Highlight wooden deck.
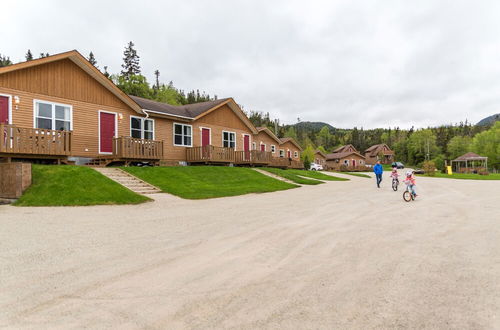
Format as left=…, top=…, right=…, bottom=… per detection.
left=0, top=124, right=72, bottom=161
left=186, top=146, right=235, bottom=163
left=87, top=137, right=164, bottom=166
left=234, top=150, right=272, bottom=165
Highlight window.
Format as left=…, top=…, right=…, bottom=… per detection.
left=294, top=151, right=298, bottom=158
left=34, top=100, right=72, bottom=131
left=279, top=149, right=284, bottom=157
left=271, top=145, right=276, bottom=153
left=174, top=123, right=192, bottom=146
left=131, top=117, right=154, bottom=140
left=222, top=131, right=236, bottom=148
left=344, top=159, right=349, bottom=165
left=252, top=142, right=256, bottom=150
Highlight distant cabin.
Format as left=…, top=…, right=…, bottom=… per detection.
left=364, top=144, right=394, bottom=165
left=326, top=145, right=366, bottom=171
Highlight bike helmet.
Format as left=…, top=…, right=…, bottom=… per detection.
left=406, top=170, right=412, bottom=177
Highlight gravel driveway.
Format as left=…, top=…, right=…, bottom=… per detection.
left=1, top=172, right=499, bottom=329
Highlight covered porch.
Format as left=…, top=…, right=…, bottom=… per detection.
left=451, top=152, right=488, bottom=174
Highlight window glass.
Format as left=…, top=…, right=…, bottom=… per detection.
left=144, top=131, right=154, bottom=140
left=144, top=119, right=154, bottom=131
left=223, top=132, right=235, bottom=148
left=37, top=103, right=52, bottom=118
left=37, top=118, right=52, bottom=130
left=174, top=123, right=192, bottom=146
left=271, top=145, right=276, bottom=153
left=55, top=105, right=70, bottom=120
left=55, top=120, right=70, bottom=131
left=131, top=129, right=142, bottom=138
left=131, top=117, right=141, bottom=129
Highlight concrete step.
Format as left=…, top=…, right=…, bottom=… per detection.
left=92, top=167, right=161, bottom=196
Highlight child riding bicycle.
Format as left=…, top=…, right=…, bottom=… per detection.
left=403, top=170, right=417, bottom=197
left=390, top=167, right=399, bottom=183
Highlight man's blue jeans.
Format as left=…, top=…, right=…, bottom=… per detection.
left=376, top=173, right=382, bottom=187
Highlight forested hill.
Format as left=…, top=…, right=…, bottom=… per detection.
left=477, top=113, right=500, bottom=126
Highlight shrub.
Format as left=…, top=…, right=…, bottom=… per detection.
left=423, top=160, right=437, bottom=176
left=432, top=154, right=445, bottom=171
left=478, top=168, right=490, bottom=176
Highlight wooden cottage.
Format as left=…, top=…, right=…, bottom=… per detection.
left=279, top=137, right=303, bottom=169
left=364, top=144, right=394, bottom=165
left=0, top=50, right=304, bottom=169
left=0, top=50, right=160, bottom=165
left=326, top=145, right=366, bottom=171
left=314, top=150, right=327, bottom=168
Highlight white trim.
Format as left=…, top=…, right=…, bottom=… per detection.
left=199, top=126, right=211, bottom=146
left=33, top=99, right=73, bottom=131
left=0, top=93, right=13, bottom=124
left=98, top=110, right=118, bottom=155
left=271, top=144, right=276, bottom=153
left=279, top=149, right=285, bottom=158
left=143, top=108, right=193, bottom=120
left=294, top=151, right=298, bottom=158
left=130, top=115, right=155, bottom=140
left=173, top=122, right=193, bottom=147
left=222, top=130, right=237, bottom=149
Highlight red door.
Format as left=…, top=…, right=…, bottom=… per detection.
left=260, top=144, right=265, bottom=152
left=99, top=112, right=116, bottom=153
left=243, top=135, right=250, bottom=160
left=287, top=150, right=291, bottom=158
left=352, top=159, right=356, bottom=167
left=201, top=128, right=210, bottom=146
left=0, top=96, right=9, bottom=124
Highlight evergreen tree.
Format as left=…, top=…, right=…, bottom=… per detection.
left=103, top=66, right=111, bottom=79
left=39, top=53, right=49, bottom=58
left=25, top=49, right=33, bottom=61
left=87, top=51, right=98, bottom=68
left=154, top=70, right=160, bottom=91
left=121, top=41, right=141, bottom=79
left=0, top=54, right=12, bottom=67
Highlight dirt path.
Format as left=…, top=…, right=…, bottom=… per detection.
left=0, top=173, right=499, bottom=329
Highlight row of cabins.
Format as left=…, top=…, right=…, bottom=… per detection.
left=313, top=144, right=394, bottom=171
left=0, top=51, right=303, bottom=169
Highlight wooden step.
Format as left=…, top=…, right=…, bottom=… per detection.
left=93, top=168, right=161, bottom=195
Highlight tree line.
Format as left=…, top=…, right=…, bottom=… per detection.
left=0, top=42, right=216, bottom=106
left=247, top=111, right=499, bottom=170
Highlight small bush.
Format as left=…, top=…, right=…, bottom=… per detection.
left=423, top=160, right=437, bottom=176
left=478, top=168, right=490, bottom=175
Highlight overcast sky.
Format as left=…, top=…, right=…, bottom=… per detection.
left=2, top=0, right=500, bottom=128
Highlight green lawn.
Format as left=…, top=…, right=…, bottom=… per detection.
left=14, top=165, right=149, bottom=206
left=259, top=168, right=348, bottom=185
left=339, top=172, right=371, bottom=178
left=286, top=169, right=349, bottom=181
left=123, top=166, right=298, bottom=199
left=420, top=172, right=500, bottom=180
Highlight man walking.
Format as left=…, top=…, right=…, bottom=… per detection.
left=373, top=160, right=383, bottom=188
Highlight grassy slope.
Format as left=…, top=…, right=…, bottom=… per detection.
left=123, top=166, right=298, bottom=199
left=14, top=165, right=149, bottom=206
left=340, top=172, right=371, bottom=178
left=420, top=172, right=500, bottom=180
left=286, top=169, right=349, bottom=181
left=259, top=168, right=323, bottom=185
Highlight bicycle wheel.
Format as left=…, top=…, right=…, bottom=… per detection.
left=403, top=191, right=412, bottom=202
left=392, top=181, right=398, bottom=191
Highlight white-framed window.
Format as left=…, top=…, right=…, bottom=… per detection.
left=360, top=160, right=364, bottom=164
left=252, top=142, right=256, bottom=150
left=344, top=159, right=349, bottom=165
left=34, top=100, right=72, bottom=131
left=174, top=123, right=192, bottom=147
left=294, top=151, right=298, bottom=158
left=279, top=149, right=285, bottom=158
left=271, top=145, right=276, bottom=153
left=222, top=131, right=236, bottom=148
left=131, top=116, right=154, bottom=140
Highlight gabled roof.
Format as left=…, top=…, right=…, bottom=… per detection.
left=326, top=151, right=365, bottom=160
left=453, top=152, right=487, bottom=161
left=315, top=150, right=327, bottom=158
left=280, top=137, right=303, bottom=151
left=135, top=96, right=258, bottom=134
left=0, top=50, right=143, bottom=114
left=365, top=144, right=393, bottom=156
left=332, top=144, right=357, bottom=153
left=256, top=127, right=282, bottom=144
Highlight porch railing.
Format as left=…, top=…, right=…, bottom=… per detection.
left=113, top=137, right=164, bottom=159
left=235, top=150, right=273, bottom=164
left=186, top=145, right=235, bottom=163
left=290, top=160, right=305, bottom=169
left=269, top=157, right=291, bottom=168
left=0, top=124, right=72, bottom=156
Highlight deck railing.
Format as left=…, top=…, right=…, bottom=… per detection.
left=290, top=160, right=305, bottom=169
left=0, top=124, right=72, bottom=156
left=113, top=137, right=164, bottom=159
left=186, top=145, right=235, bottom=163
left=269, top=157, right=291, bottom=168
left=235, top=150, right=272, bottom=164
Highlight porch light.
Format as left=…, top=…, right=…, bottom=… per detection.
left=118, top=113, right=123, bottom=120
left=14, top=96, right=20, bottom=104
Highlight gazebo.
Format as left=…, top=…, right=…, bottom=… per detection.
left=451, top=152, right=488, bottom=173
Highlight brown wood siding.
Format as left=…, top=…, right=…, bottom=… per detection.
left=255, top=131, right=279, bottom=156
left=280, top=141, right=301, bottom=160
left=326, top=153, right=366, bottom=171
left=0, top=86, right=143, bottom=158
left=0, top=59, right=130, bottom=109
left=154, top=106, right=255, bottom=163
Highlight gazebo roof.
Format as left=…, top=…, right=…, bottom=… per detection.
left=453, top=152, right=488, bottom=161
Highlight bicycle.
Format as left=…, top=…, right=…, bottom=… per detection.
left=392, top=177, right=399, bottom=191
left=403, top=184, right=417, bottom=202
